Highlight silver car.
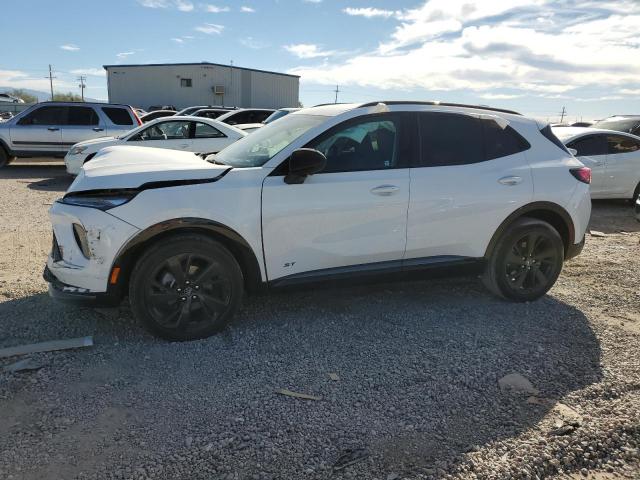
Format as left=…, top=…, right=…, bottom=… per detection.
left=0, top=102, right=140, bottom=167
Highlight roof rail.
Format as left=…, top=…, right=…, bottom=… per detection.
left=358, top=101, right=522, bottom=116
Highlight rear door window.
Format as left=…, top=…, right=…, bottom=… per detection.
left=566, top=135, right=607, bottom=156
left=194, top=122, right=226, bottom=138
left=67, top=106, right=99, bottom=126
left=102, top=107, right=134, bottom=125
left=418, top=112, right=484, bottom=166
left=606, top=135, right=640, bottom=154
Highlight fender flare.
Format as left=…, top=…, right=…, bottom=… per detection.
left=484, top=201, right=575, bottom=258
left=112, top=217, right=264, bottom=292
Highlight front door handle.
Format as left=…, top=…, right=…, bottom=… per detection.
left=498, top=176, right=522, bottom=186
left=93, top=127, right=104, bottom=132
left=370, top=185, right=399, bottom=196
left=47, top=127, right=59, bottom=131
left=179, top=143, right=190, bottom=148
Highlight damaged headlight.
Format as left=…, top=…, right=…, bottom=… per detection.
left=60, top=190, right=138, bottom=211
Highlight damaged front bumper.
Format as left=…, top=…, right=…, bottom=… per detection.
left=45, top=201, right=139, bottom=303
left=43, top=265, right=121, bottom=307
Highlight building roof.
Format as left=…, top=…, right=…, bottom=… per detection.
left=102, top=62, right=300, bottom=78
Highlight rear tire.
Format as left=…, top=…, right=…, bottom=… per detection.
left=0, top=148, right=9, bottom=168
left=129, top=234, right=244, bottom=341
left=630, top=182, right=640, bottom=205
left=483, top=217, right=564, bottom=302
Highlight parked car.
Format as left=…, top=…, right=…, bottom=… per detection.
left=134, top=108, right=147, bottom=118
left=64, top=116, right=246, bottom=175
left=140, top=110, right=176, bottom=123
left=263, top=108, right=300, bottom=124
left=45, top=101, right=591, bottom=340
left=191, top=108, right=234, bottom=120
left=148, top=105, right=176, bottom=112
left=0, top=111, right=14, bottom=121
left=234, top=123, right=264, bottom=133
left=215, top=108, right=275, bottom=125
left=0, top=93, right=25, bottom=103
left=553, top=126, right=640, bottom=202
left=175, top=105, right=234, bottom=116
left=571, top=122, right=593, bottom=128
left=591, top=116, right=640, bottom=136
left=0, top=102, right=140, bottom=167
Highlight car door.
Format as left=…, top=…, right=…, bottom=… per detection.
left=406, top=112, right=533, bottom=260
left=10, top=105, right=65, bottom=153
left=602, top=134, right=640, bottom=197
left=61, top=106, right=106, bottom=149
left=262, top=113, right=411, bottom=281
left=128, top=120, right=192, bottom=150
left=191, top=121, right=233, bottom=153
left=566, top=134, right=608, bottom=195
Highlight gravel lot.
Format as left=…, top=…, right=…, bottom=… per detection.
left=1, top=161, right=638, bottom=480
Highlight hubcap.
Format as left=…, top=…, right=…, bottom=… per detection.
left=144, top=253, right=231, bottom=331
left=504, top=232, right=558, bottom=293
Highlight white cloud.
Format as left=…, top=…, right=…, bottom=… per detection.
left=60, top=44, right=80, bottom=51
left=138, top=0, right=169, bottom=7
left=0, top=69, right=75, bottom=92
left=205, top=4, right=230, bottom=13
left=195, top=23, right=224, bottom=34
left=240, top=36, right=268, bottom=49
left=172, top=38, right=184, bottom=43
left=343, top=7, right=395, bottom=19
left=117, top=51, right=135, bottom=58
left=303, top=0, right=323, bottom=3
left=240, top=6, right=255, bottom=13
left=290, top=0, right=640, bottom=100
left=479, top=93, right=524, bottom=100
left=284, top=43, right=336, bottom=59
left=70, top=68, right=105, bottom=77
left=175, top=0, right=194, bottom=11
left=620, top=88, right=640, bottom=95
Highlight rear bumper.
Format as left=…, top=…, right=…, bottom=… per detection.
left=44, top=265, right=122, bottom=307
left=565, top=235, right=585, bottom=261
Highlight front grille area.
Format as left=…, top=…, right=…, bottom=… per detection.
left=51, top=232, right=63, bottom=262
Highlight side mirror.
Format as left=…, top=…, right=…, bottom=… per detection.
left=568, top=148, right=578, bottom=156
left=284, top=148, right=327, bottom=185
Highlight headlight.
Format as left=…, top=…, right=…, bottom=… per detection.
left=70, top=145, right=88, bottom=155
left=60, top=190, right=138, bottom=210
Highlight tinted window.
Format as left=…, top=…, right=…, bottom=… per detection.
left=194, top=122, right=225, bottom=138
left=134, top=121, right=191, bottom=141
left=180, top=78, right=192, bottom=87
left=309, top=117, right=398, bottom=173
left=67, top=106, right=99, bottom=126
left=606, top=135, right=640, bottom=154
left=19, top=106, right=66, bottom=125
left=102, top=107, right=134, bottom=125
left=197, top=110, right=224, bottom=119
left=418, top=113, right=483, bottom=166
left=567, top=135, right=607, bottom=156
left=483, top=119, right=529, bottom=160
left=225, top=111, right=253, bottom=125
left=252, top=111, right=273, bottom=123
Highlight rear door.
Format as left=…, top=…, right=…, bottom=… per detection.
left=10, top=105, right=65, bottom=153
left=566, top=134, right=608, bottom=195
left=101, top=106, right=136, bottom=136
left=406, top=112, right=533, bottom=260
left=191, top=121, right=234, bottom=153
left=61, top=106, right=106, bottom=149
left=602, top=134, right=640, bottom=197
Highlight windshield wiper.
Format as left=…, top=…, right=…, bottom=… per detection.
left=199, top=152, right=228, bottom=165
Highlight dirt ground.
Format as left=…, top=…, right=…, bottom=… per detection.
left=0, top=160, right=638, bottom=480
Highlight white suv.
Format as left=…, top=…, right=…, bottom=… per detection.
left=44, top=102, right=592, bottom=340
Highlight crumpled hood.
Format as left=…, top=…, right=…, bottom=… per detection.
left=67, top=145, right=230, bottom=192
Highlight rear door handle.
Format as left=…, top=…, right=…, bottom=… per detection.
left=47, top=127, right=59, bottom=131
left=93, top=127, right=104, bottom=132
left=370, top=185, right=399, bottom=196
left=498, top=176, right=522, bottom=186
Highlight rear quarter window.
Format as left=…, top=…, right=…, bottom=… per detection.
left=102, top=107, right=134, bottom=126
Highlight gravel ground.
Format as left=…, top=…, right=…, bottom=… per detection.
left=0, top=161, right=638, bottom=480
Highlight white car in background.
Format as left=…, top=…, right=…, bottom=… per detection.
left=65, top=116, right=246, bottom=175
left=553, top=127, right=640, bottom=202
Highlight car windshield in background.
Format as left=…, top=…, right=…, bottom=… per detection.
left=263, top=110, right=289, bottom=124
left=213, top=114, right=325, bottom=167
left=592, top=119, right=639, bottom=134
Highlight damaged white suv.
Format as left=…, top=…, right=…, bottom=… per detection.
left=45, top=102, right=591, bottom=340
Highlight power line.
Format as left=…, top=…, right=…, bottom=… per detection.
left=560, top=106, right=566, bottom=122
left=77, top=75, right=86, bottom=101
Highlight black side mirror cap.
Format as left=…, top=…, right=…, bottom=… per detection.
left=284, top=148, right=327, bottom=185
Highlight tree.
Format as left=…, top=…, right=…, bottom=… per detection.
left=8, top=89, right=37, bottom=103
left=52, top=92, right=83, bottom=102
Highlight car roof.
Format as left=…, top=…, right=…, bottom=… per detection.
left=596, top=115, right=640, bottom=121
left=35, top=101, right=133, bottom=108
left=552, top=126, right=640, bottom=142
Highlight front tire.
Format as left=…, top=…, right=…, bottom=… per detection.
left=129, top=234, right=244, bottom=341
left=483, top=218, right=564, bottom=302
left=0, top=148, right=9, bottom=168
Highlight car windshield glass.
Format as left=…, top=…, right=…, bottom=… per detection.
left=263, top=110, right=289, bottom=124
left=213, top=114, right=326, bottom=167
left=592, top=119, right=639, bottom=134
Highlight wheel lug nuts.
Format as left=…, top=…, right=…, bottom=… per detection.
left=185, top=281, right=190, bottom=285
left=177, top=288, right=182, bottom=292
left=192, top=295, right=197, bottom=299
left=180, top=297, right=186, bottom=301
left=194, top=285, right=200, bottom=290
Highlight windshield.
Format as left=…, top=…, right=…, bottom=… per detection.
left=592, top=119, right=640, bottom=134
left=263, top=109, right=289, bottom=124
left=213, top=114, right=326, bottom=167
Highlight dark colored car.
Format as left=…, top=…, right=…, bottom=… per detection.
left=592, top=116, right=640, bottom=136
left=191, top=108, right=235, bottom=120
left=148, top=105, right=177, bottom=112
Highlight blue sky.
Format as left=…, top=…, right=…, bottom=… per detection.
left=1, top=0, right=639, bottom=121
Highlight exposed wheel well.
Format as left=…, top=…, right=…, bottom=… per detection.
left=113, top=223, right=264, bottom=298
left=485, top=203, right=574, bottom=259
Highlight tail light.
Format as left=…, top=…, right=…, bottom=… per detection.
left=570, top=167, right=591, bottom=184
left=131, top=106, right=142, bottom=126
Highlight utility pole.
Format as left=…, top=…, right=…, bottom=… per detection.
left=334, top=85, right=340, bottom=104
left=560, top=106, right=566, bottom=123
left=77, top=75, right=86, bottom=101
left=46, top=64, right=56, bottom=101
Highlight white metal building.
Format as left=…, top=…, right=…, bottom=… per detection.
left=103, top=62, right=300, bottom=110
